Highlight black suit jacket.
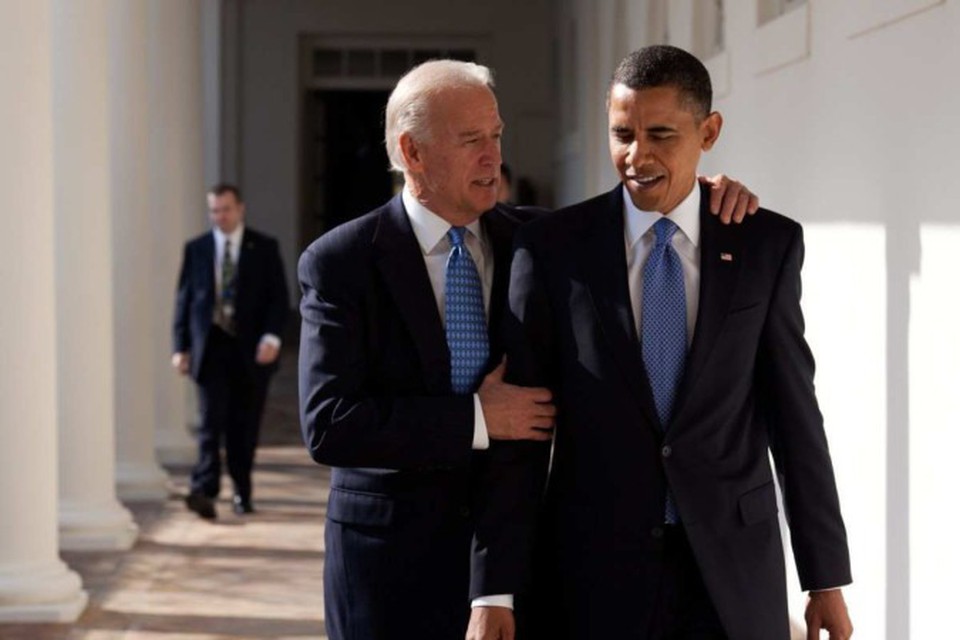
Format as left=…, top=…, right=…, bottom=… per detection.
left=173, top=227, right=289, bottom=380
left=491, top=184, right=851, bottom=640
left=297, top=194, right=539, bottom=637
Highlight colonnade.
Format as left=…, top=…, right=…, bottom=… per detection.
left=0, top=0, right=205, bottom=621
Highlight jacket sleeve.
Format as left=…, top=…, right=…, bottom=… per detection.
left=297, top=241, right=475, bottom=470
left=173, top=243, right=192, bottom=354
left=471, top=228, right=553, bottom=598
left=263, top=237, right=290, bottom=338
left=756, top=224, right=852, bottom=591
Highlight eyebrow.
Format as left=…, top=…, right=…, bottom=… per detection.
left=457, top=122, right=504, bottom=138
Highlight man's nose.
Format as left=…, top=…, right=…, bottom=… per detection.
left=626, top=139, right=651, bottom=166
left=481, top=138, right=501, bottom=165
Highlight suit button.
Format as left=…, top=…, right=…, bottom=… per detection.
left=651, top=526, right=664, bottom=539
left=460, top=506, right=471, bottom=518
left=661, top=445, right=672, bottom=458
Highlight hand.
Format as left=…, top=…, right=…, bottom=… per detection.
left=171, top=352, right=190, bottom=375
left=699, top=174, right=759, bottom=224
left=805, top=589, right=853, bottom=640
left=466, top=606, right=515, bottom=640
left=479, top=359, right=555, bottom=442
left=256, top=341, right=280, bottom=365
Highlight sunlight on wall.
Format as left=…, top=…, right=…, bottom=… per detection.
left=779, top=223, right=887, bottom=639
left=909, top=224, right=960, bottom=638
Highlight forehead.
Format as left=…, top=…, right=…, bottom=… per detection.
left=607, top=84, right=692, bottom=122
left=208, top=192, right=239, bottom=207
left=430, top=86, right=502, bottom=132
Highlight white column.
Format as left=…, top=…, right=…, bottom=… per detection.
left=110, top=0, right=170, bottom=500
left=0, top=1, right=88, bottom=622
left=149, top=0, right=206, bottom=466
left=53, top=0, right=139, bottom=551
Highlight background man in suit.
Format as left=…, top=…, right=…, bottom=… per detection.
left=471, top=46, right=853, bottom=640
left=173, top=183, right=290, bottom=520
left=298, top=59, right=757, bottom=640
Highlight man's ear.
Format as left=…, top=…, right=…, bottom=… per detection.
left=700, top=111, right=723, bottom=151
left=399, top=132, right=423, bottom=172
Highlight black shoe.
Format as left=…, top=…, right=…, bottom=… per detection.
left=233, top=495, right=254, bottom=515
left=185, top=492, right=217, bottom=520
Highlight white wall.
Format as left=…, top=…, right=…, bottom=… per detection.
left=559, top=1, right=960, bottom=638
left=226, top=0, right=555, bottom=294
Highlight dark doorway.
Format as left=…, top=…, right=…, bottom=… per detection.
left=300, top=90, right=394, bottom=252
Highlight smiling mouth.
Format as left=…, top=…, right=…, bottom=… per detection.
left=473, top=177, right=497, bottom=188
left=628, top=175, right=665, bottom=190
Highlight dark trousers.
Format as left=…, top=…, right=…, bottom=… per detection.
left=520, top=525, right=727, bottom=640
left=644, top=526, right=728, bottom=640
left=192, top=326, right=270, bottom=500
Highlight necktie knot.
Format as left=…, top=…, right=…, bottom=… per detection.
left=448, top=226, right=467, bottom=248
left=652, top=218, right=678, bottom=247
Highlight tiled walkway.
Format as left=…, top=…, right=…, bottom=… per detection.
left=0, top=356, right=330, bottom=640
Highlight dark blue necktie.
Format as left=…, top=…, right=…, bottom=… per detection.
left=445, top=227, right=489, bottom=395
left=641, top=217, right=687, bottom=524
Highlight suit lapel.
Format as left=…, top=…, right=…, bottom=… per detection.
left=235, top=228, right=256, bottom=301
left=581, top=187, right=661, bottom=430
left=373, top=196, right=451, bottom=393
left=673, top=184, right=744, bottom=420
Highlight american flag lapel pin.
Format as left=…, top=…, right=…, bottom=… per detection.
left=720, top=252, right=733, bottom=262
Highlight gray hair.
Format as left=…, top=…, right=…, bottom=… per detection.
left=385, top=59, right=495, bottom=173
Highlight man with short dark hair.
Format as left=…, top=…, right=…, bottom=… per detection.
left=470, top=45, right=853, bottom=640
left=173, top=184, right=289, bottom=520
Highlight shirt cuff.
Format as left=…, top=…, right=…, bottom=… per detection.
left=471, top=595, right=514, bottom=609
left=259, top=333, right=282, bottom=349
left=472, top=394, right=489, bottom=450
left=810, top=584, right=849, bottom=592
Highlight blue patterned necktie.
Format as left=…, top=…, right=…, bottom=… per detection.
left=641, top=217, right=687, bottom=524
left=445, top=226, right=489, bottom=394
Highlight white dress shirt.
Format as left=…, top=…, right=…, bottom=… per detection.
left=212, top=223, right=281, bottom=349
left=623, top=182, right=702, bottom=344
left=401, top=187, right=492, bottom=450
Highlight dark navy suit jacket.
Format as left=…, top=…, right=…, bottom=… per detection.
left=297, top=194, right=540, bottom=639
left=486, top=184, right=851, bottom=640
left=173, top=227, right=289, bottom=380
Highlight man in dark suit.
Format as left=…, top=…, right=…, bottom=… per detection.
left=173, top=183, right=289, bottom=520
left=471, top=46, right=853, bottom=640
left=297, top=60, right=556, bottom=640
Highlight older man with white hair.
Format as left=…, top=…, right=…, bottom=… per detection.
left=297, top=59, right=756, bottom=640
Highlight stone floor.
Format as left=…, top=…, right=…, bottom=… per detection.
left=0, top=353, right=331, bottom=640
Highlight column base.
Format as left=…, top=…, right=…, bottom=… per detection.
left=156, top=441, right=196, bottom=466
left=59, top=500, right=139, bottom=551
left=116, top=461, right=170, bottom=502
left=0, top=560, right=88, bottom=623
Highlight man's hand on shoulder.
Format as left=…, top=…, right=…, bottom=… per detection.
left=699, top=174, right=760, bottom=224
left=805, top=589, right=853, bottom=640
left=479, top=359, right=555, bottom=442
left=466, top=606, right=515, bottom=640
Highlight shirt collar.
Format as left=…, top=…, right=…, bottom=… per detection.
left=213, top=223, right=244, bottom=249
left=402, top=186, right=483, bottom=255
left=623, top=181, right=701, bottom=250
